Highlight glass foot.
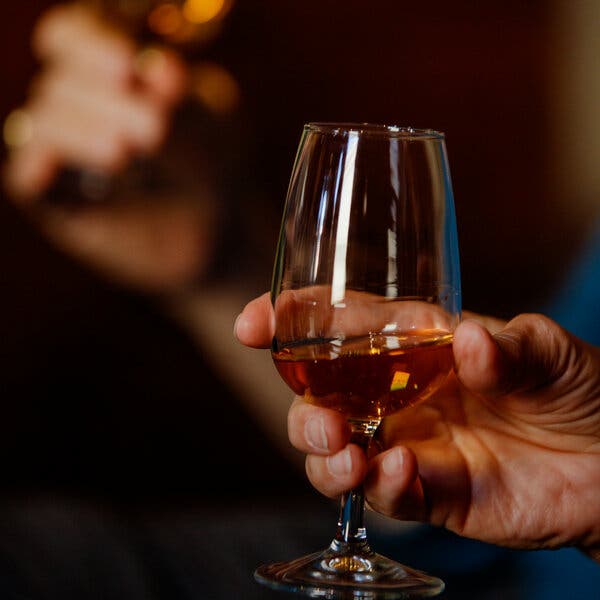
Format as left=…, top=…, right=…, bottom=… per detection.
left=254, top=544, right=445, bottom=599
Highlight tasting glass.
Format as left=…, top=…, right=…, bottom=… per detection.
left=255, top=123, right=461, bottom=598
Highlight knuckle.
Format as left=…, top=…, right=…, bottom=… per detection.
left=93, top=133, right=129, bottom=170
left=144, top=114, right=168, bottom=151
left=129, top=103, right=168, bottom=152
left=32, top=5, right=68, bottom=55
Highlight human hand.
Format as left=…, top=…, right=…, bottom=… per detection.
left=4, top=2, right=186, bottom=200
left=235, top=292, right=600, bottom=559
left=2, top=2, right=213, bottom=293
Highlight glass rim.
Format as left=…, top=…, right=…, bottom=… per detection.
left=304, top=122, right=445, bottom=139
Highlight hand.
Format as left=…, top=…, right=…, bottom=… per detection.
left=4, top=2, right=186, bottom=199
left=235, top=292, right=600, bottom=559
left=2, top=2, right=214, bottom=293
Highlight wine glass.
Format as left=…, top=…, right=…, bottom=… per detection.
left=255, top=122, right=461, bottom=598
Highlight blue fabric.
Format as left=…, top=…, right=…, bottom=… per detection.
left=370, top=522, right=600, bottom=599
left=544, top=218, right=600, bottom=345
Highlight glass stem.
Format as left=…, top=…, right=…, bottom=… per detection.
left=333, top=418, right=381, bottom=548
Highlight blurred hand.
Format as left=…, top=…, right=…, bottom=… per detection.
left=2, top=2, right=214, bottom=293
left=4, top=2, right=187, bottom=199
left=235, top=292, right=600, bottom=559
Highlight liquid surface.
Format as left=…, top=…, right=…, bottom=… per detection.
left=273, top=330, right=454, bottom=419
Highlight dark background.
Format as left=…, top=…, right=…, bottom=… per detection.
left=0, top=0, right=596, bottom=498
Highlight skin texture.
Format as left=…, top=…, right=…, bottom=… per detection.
left=235, top=292, right=600, bottom=559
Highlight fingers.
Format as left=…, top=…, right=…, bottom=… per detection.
left=234, top=292, right=274, bottom=348
left=2, top=142, right=58, bottom=202
left=364, top=446, right=426, bottom=521
left=34, top=3, right=188, bottom=101
left=454, top=313, right=579, bottom=397
left=287, top=395, right=426, bottom=512
left=306, top=445, right=368, bottom=498
left=33, top=63, right=168, bottom=151
left=453, top=319, right=503, bottom=395
left=135, top=47, right=188, bottom=105
left=33, top=3, right=136, bottom=84
left=4, top=3, right=188, bottom=201
left=461, top=309, right=506, bottom=334
left=287, top=397, right=350, bottom=454
left=285, top=397, right=360, bottom=498
left=5, top=81, right=165, bottom=199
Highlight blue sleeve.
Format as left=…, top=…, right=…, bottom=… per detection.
left=543, top=218, right=600, bottom=346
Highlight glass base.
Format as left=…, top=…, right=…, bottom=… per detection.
left=254, top=543, right=445, bottom=599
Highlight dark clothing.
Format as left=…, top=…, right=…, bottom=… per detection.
left=0, top=200, right=292, bottom=502
left=0, top=196, right=324, bottom=600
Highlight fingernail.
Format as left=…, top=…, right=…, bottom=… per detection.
left=305, top=416, right=328, bottom=451
left=233, top=314, right=241, bottom=339
left=326, top=448, right=352, bottom=477
left=382, top=448, right=404, bottom=476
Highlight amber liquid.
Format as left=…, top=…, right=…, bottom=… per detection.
left=273, top=331, right=454, bottom=420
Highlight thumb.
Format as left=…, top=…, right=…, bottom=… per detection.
left=234, top=292, right=274, bottom=349
left=453, top=313, right=582, bottom=398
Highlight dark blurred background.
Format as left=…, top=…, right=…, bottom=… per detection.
left=0, top=0, right=598, bottom=502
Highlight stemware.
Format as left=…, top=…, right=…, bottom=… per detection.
left=255, top=122, right=461, bottom=598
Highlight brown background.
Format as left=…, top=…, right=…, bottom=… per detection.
left=0, top=0, right=594, bottom=319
